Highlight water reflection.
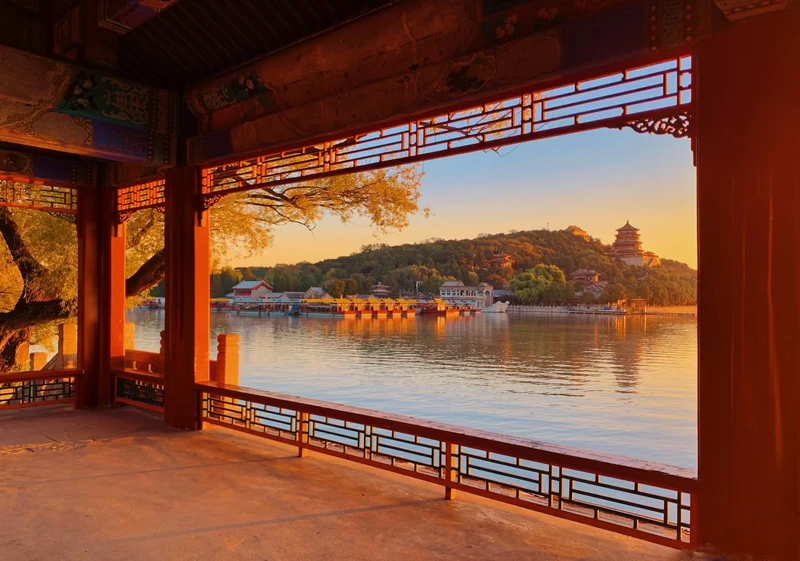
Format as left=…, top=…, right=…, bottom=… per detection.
left=129, top=309, right=697, bottom=468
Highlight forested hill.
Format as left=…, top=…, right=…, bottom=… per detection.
left=216, top=228, right=697, bottom=306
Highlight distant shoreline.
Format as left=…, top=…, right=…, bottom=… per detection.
left=507, top=305, right=697, bottom=317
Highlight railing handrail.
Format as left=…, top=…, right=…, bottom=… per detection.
left=0, top=369, right=82, bottom=383
left=195, top=380, right=697, bottom=492
left=111, top=367, right=164, bottom=384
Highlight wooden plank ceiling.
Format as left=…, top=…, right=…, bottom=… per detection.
left=117, top=0, right=400, bottom=89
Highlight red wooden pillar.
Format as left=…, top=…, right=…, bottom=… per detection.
left=77, top=166, right=125, bottom=407
left=164, top=166, right=210, bottom=429
left=696, top=12, right=800, bottom=560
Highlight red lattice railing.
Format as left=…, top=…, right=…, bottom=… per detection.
left=0, top=370, right=81, bottom=410
left=201, top=56, right=692, bottom=206
left=198, top=381, right=697, bottom=549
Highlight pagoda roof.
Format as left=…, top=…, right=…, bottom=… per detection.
left=616, top=221, right=640, bottom=232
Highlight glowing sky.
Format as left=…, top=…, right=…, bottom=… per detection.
left=234, top=128, right=697, bottom=269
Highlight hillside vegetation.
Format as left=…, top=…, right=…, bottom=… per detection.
left=206, top=228, right=696, bottom=306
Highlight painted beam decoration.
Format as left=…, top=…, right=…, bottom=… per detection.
left=713, top=0, right=789, bottom=20
left=98, top=0, right=184, bottom=34
left=0, top=46, right=175, bottom=165
left=186, top=0, right=707, bottom=165
left=0, top=147, right=91, bottom=187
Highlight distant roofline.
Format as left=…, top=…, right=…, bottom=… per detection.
left=616, top=220, right=639, bottom=231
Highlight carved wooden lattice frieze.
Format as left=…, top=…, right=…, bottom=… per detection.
left=201, top=56, right=693, bottom=208
left=615, top=112, right=690, bottom=138
left=116, top=177, right=166, bottom=223
left=0, top=180, right=78, bottom=214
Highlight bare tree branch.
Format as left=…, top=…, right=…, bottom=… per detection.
left=125, top=247, right=165, bottom=297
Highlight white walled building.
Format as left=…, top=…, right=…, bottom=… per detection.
left=439, top=280, right=494, bottom=308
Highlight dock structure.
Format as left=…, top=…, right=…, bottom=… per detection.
left=232, top=297, right=484, bottom=318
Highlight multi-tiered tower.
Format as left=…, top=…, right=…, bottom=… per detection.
left=609, top=221, right=660, bottom=267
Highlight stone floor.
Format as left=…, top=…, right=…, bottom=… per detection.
left=0, top=405, right=707, bottom=561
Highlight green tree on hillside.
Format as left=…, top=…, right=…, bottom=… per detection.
left=601, top=283, right=627, bottom=304
left=508, top=264, right=567, bottom=304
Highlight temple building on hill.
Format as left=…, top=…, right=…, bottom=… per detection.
left=564, top=225, right=592, bottom=242
left=486, top=252, right=514, bottom=268
left=570, top=269, right=600, bottom=284
left=371, top=283, right=392, bottom=298
left=608, top=221, right=661, bottom=267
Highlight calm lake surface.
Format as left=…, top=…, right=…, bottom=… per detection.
left=128, top=309, right=697, bottom=469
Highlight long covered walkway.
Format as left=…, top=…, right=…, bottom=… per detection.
left=0, top=406, right=697, bottom=561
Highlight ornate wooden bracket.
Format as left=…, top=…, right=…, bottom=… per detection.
left=614, top=112, right=691, bottom=139
left=115, top=177, right=166, bottom=224
left=0, top=180, right=79, bottom=214
left=201, top=192, right=226, bottom=211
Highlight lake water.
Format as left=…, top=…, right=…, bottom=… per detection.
left=128, top=309, right=697, bottom=469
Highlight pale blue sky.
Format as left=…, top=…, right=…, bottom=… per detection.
left=236, top=128, right=697, bottom=268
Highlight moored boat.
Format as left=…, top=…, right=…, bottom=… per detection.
left=482, top=301, right=510, bottom=314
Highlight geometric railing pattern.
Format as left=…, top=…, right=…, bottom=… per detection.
left=115, top=372, right=165, bottom=413
left=198, top=382, right=696, bottom=548
left=0, top=370, right=79, bottom=409
left=201, top=56, right=692, bottom=207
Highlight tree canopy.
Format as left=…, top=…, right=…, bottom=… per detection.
left=222, top=228, right=696, bottom=305
left=0, top=164, right=424, bottom=371
left=508, top=264, right=569, bottom=304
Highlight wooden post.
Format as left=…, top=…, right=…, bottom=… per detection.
left=77, top=164, right=123, bottom=407
left=297, top=411, right=310, bottom=457
left=215, top=334, right=240, bottom=385
left=444, top=443, right=457, bottom=500
left=30, top=352, right=47, bottom=371
left=123, top=322, right=135, bottom=351
left=58, top=323, right=78, bottom=369
left=696, top=11, right=800, bottom=560
left=164, top=167, right=209, bottom=430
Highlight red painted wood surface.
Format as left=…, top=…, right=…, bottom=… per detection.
left=197, top=380, right=696, bottom=548
left=196, top=381, right=697, bottom=490
left=111, top=368, right=164, bottom=385
left=696, top=10, right=800, bottom=560
left=107, top=190, right=127, bottom=406
left=0, top=370, right=82, bottom=410
left=77, top=173, right=101, bottom=408
left=0, top=369, right=82, bottom=383
left=164, top=167, right=210, bottom=429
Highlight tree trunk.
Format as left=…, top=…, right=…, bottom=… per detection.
left=0, top=326, right=33, bottom=372
left=126, top=248, right=165, bottom=297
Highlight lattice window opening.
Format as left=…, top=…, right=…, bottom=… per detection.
left=201, top=56, right=692, bottom=205
left=116, top=178, right=166, bottom=223
left=0, top=180, right=79, bottom=213
left=536, top=56, right=692, bottom=130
